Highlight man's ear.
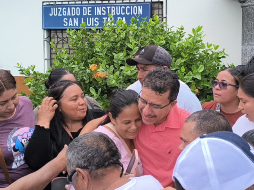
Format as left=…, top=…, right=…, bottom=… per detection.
left=170, top=100, right=177, bottom=108
left=108, top=112, right=116, bottom=125
left=76, top=168, right=90, bottom=188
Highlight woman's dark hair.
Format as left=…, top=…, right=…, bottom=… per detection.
left=48, top=80, right=96, bottom=157
left=0, top=70, right=16, bottom=96
left=45, top=68, right=74, bottom=89
left=101, top=89, right=138, bottom=125
left=245, top=56, right=254, bottom=75
left=242, top=129, right=254, bottom=147
left=225, top=56, right=254, bottom=86
left=240, top=73, right=254, bottom=99
left=224, top=66, right=246, bottom=87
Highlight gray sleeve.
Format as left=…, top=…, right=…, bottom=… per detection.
left=33, top=107, right=39, bottom=123
left=86, top=96, right=103, bottom=110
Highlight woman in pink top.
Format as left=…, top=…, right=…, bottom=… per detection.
left=80, top=89, right=143, bottom=176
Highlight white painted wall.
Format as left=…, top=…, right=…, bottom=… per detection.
left=0, top=0, right=45, bottom=76
left=167, top=0, right=242, bottom=66
left=0, top=0, right=242, bottom=76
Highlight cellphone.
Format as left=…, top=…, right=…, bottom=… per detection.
left=125, top=149, right=139, bottom=175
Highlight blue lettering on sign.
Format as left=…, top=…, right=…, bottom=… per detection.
left=42, top=3, right=151, bottom=29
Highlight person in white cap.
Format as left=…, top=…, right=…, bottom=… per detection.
left=172, top=131, right=254, bottom=190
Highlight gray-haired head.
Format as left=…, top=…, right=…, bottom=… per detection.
left=66, top=132, right=122, bottom=181
left=242, top=129, right=254, bottom=147
left=185, top=110, right=232, bottom=136
left=142, top=67, right=179, bottom=102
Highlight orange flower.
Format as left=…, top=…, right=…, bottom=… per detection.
left=90, top=64, right=99, bottom=72
left=93, top=72, right=109, bottom=79
left=195, top=88, right=200, bottom=94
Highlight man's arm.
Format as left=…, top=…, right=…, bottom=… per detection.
left=4, top=145, right=67, bottom=190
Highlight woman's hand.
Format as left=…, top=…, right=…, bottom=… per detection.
left=79, top=115, right=107, bottom=136
left=37, top=97, right=58, bottom=129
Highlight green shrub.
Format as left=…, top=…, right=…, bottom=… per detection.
left=17, top=64, right=51, bottom=108
left=17, top=14, right=232, bottom=109
left=168, top=26, right=234, bottom=104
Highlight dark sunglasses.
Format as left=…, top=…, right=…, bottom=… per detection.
left=211, top=80, right=238, bottom=90
left=67, top=163, right=123, bottom=185
left=67, top=170, right=76, bottom=185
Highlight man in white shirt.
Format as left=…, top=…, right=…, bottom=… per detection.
left=126, top=45, right=201, bottom=114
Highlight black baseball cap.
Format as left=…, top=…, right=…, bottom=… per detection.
left=126, top=45, right=172, bottom=68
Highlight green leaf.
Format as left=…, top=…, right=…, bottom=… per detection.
left=197, top=65, right=204, bottom=73
left=190, top=82, right=195, bottom=90
left=181, top=66, right=185, bottom=72
left=207, top=43, right=212, bottom=48
left=196, top=26, right=203, bottom=32
left=90, top=87, right=96, bottom=96
left=213, top=45, right=219, bottom=50
left=192, top=28, right=197, bottom=35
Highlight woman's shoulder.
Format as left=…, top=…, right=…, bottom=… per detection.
left=233, top=115, right=254, bottom=136
left=233, top=115, right=253, bottom=127
left=94, top=126, right=118, bottom=139
left=17, top=96, right=34, bottom=111
left=202, top=101, right=216, bottom=110
left=15, top=96, right=36, bottom=124
left=94, top=126, right=124, bottom=148
left=19, top=96, right=33, bottom=105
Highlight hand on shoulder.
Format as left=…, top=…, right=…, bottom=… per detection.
left=79, top=115, right=107, bottom=136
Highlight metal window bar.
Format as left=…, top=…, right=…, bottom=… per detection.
left=43, top=0, right=166, bottom=67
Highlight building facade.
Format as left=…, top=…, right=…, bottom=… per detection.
left=0, top=0, right=242, bottom=76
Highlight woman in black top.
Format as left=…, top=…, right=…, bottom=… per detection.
left=24, top=80, right=104, bottom=189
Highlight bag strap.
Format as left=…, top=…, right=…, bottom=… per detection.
left=0, top=147, right=12, bottom=185
left=104, top=123, right=140, bottom=176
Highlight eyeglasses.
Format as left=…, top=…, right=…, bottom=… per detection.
left=67, top=170, right=77, bottom=185
left=137, top=95, right=172, bottom=110
left=211, top=80, right=238, bottom=90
